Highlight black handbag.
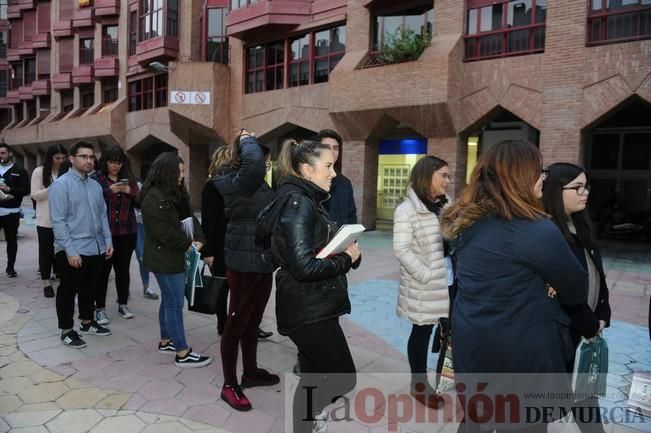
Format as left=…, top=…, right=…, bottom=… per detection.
left=188, top=265, right=226, bottom=315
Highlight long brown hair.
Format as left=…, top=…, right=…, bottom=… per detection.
left=207, top=146, right=232, bottom=179
left=440, top=140, right=546, bottom=239
left=410, top=155, right=448, bottom=204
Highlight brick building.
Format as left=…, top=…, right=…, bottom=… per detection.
left=1, top=0, right=650, bottom=231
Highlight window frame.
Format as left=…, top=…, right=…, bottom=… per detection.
left=79, top=38, right=95, bottom=65
left=102, top=25, right=119, bottom=57
left=127, top=73, right=169, bottom=112
left=245, top=23, right=347, bottom=94
left=139, top=0, right=179, bottom=42
left=587, top=0, right=651, bottom=45
left=128, top=10, right=137, bottom=56
left=464, top=0, right=547, bottom=61
left=203, top=6, right=228, bottom=64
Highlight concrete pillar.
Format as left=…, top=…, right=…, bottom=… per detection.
left=342, top=139, right=378, bottom=230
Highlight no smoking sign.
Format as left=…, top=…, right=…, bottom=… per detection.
left=170, top=91, right=211, bottom=105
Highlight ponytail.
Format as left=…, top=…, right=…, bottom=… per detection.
left=276, top=139, right=331, bottom=181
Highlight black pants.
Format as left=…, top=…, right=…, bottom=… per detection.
left=407, top=323, right=434, bottom=377
left=37, top=226, right=56, bottom=280
left=289, top=318, right=357, bottom=433
left=574, top=396, right=604, bottom=433
left=55, top=252, right=104, bottom=330
left=96, top=233, right=136, bottom=308
left=0, top=212, right=20, bottom=270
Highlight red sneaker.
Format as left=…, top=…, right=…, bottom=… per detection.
left=221, top=385, right=252, bottom=411
left=241, top=368, right=280, bottom=388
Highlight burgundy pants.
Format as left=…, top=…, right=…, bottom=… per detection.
left=221, top=269, right=272, bottom=386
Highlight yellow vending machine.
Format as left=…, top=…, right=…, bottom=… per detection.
left=376, top=139, right=427, bottom=221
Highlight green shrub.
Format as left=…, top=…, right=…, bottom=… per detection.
left=378, top=28, right=431, bottom=65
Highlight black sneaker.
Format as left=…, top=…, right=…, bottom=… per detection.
left=44, top=285, right=55, bottom=298
left=257, top=328, right=273, bottom=339
left=6, top=268, right=17, bottom=278
left=158, top=341, right=176, bottom=354
left=174, top=349, right=212, bottom=368
left=61, top=330, right=87, bottom=349
left=79, top=321, right=111, bottom=336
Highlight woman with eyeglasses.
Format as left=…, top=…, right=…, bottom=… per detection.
left=31, top=143, right=68, bottom=298
left=542, top=162, right=610, bottom=433
left=440, top=140, right=588, bottom=433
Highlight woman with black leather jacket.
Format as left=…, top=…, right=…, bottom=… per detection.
left=258, top=138, right=361, bottom=433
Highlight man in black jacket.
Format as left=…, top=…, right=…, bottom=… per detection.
left=0, top=143, right=30, bottom=277
left=314, top=129, right=357, bottom=225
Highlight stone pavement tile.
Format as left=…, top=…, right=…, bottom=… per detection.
left=138, top=379, right=183, bottom=400
left=18, top=335, right=63, bottom=353
left=49, top=364, right=76, bottom=377
left=0, top=376, right=32, bottom=394
left=122, top=393, right=146, bottom=411
left=181, top=405, right=231, bottom=428
left=96, top=392, right=131, bottom=410
left=138, top=363, right=180, bottom=380
left=244, top=387, right=284, bottom=417
left=102, top=359, right=148, bottom=377
left=102, top=374, right=149, bottom=393
left=139, top=398, right=188, bottom=416
left=175, top=368, right=217, bottom=387
left=63, top=377, right=94, bottom=389
left=0, top=395, right=22, bottom=415
left=30, top=368, right=65, bottom=384
left=28, top=345, right=90, bottom=368
left=222, top=408, right=275, bottom=433
left=107, top=347, right=145, bottom=361
left=141, top=421, right=191, bottom=433
left=56, top=387, right=107, bottom=409
left=89, top=414, right=145, bottom=433
left=68, top=368, right=109, bottom=387
left=14, top=402, right=60, bottom=412
left=18, top=381, right=69, bottom=403
left=0, top=360, right=41, bottom=378
left=69, top=356, right=113, bottom=372
left=0, top=418, right=8, bottom=433
left=257, top=345, right=298, bottom=375
left=4, top=410, right=61, bottom=428
left=8, top=426, right=50, bottom=433
left=175, top=384, right=219, bottom=406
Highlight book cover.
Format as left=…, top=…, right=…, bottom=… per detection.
left=316, top=224, right=365, bottom=259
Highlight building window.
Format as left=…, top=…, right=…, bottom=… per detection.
left=79, top=38, right=94, bottom=65
left=102, top=25, right=119, bottom=57
left=24, top=58, right=36, bottom=85
left=167, top=0, right=178, bottom=38
left=0, top=31, right=7, bottom=59
left=373, top=3, right=433, bottom=51
left=0, top=71, right=7, bottom=98
left=205, top=7, right=228, bottom=64
left=230, top=0, right=259, bottom=11
left=588, top=0, right=651, bottom=45
left=103, top=79, right=118, bottom=103
left=246, top=24, right=346, bottom=93
left=139, top=0, right=163, bottom=41
left=11, top=63, right=23, bottom=90
left=245, top=41, right=284, bottom=94
left=80, top=85, right=94, bottom=109
left=128, top=73, right=168, bottom=112
left=0, top=0, right=7, bottom=21
left=61, top=90, right=74, bottom=113
left=465, top=0, right=547, bottom=61
left=129, top=11, right=137, bottom=56
left=314, top=26, right=345, bottom=84
left=288, top=34, right=309, bottom=87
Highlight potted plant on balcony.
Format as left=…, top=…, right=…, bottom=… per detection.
left=378, top=28, right=431, bottom=65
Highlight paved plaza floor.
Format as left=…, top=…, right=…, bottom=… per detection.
left=0, top=211, right=650, bottom=433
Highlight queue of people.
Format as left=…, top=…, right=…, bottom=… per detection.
left=7, top=131, right=607, bottom=433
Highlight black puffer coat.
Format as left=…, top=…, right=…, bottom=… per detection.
left=260, top=176, right=355, bottom=336
left=213, top=136, right=275, bottom=274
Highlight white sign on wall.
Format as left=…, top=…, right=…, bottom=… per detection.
left=170, top=91, right=211, bottom=105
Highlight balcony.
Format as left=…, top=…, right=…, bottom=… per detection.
left=32, top=79, right=50, bottom=96
left=72, top=65, right=94, bottom=84
left=72, top=7, right=94, bottom=28
left=52, top=73, right=72, bottom=90
left=95, top=0, right=120, bottom=17
left=32, top=33, right=51, bottom=49
left=94, top=57, right=118, bottom=77
left=17, top=0, right=35, bottom=11
left=18, top=41, right=33, bottom=56
left=6, top=90, right=19, bottom=104
left=7, top=48, right=20, bottom=62
left=6, top=4, right=20, bottom=19
left=19, top=84, right=33, bottom=100
left=136, top=37, right=179, bottom=65
left=226, top=0, right=312, bottom=38
left=53, top=20, right=73, bottom=38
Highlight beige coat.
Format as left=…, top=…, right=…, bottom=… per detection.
left=393, top=188, right=450, bottom=325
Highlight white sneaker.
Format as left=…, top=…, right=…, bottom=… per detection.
left=95, top=309, right=110, bottom=325
left=312, top=410, right=328, bottom=433
left=118, top=305, right=134, bottom=319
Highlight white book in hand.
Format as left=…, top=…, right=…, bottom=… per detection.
left=316, top=224, right=365, bottom=259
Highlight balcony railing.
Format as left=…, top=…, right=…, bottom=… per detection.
left=0, top=81, right=6, bottom=97
left=465, top=23, right=545, bottom=61
left=0, top=43, right=6, bottom=58
left=588, top=5, right=651, bottom=45
left=80, top=47, right=94, bottom=65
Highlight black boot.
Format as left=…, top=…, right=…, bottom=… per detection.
left=44, top=285, right=55, bottom=298
left=257, top=328, right=273, bottom=339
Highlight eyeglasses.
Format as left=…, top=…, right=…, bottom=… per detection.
left=562, top=184, right=590, bottom=195
left=74, top=154, right=96, bottom=161
left=541, top=168, right=550, bottom=181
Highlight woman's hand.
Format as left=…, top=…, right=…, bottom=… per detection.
left=344, top=242, right=361, bottom=263
left=239, top=129, right=254, bottom=141
left=547, top=286, right=557, bottom=298
left=192, top=241, right=204, bottom=251
left=203, top=256, right=214, bottom=268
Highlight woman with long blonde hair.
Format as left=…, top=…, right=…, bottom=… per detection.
left=440, top=140, right=587, bottom=433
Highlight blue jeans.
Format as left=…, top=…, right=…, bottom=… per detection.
left=154, top=272, right=188, bottom=352
left=135, top=223, right=150, bottom=288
